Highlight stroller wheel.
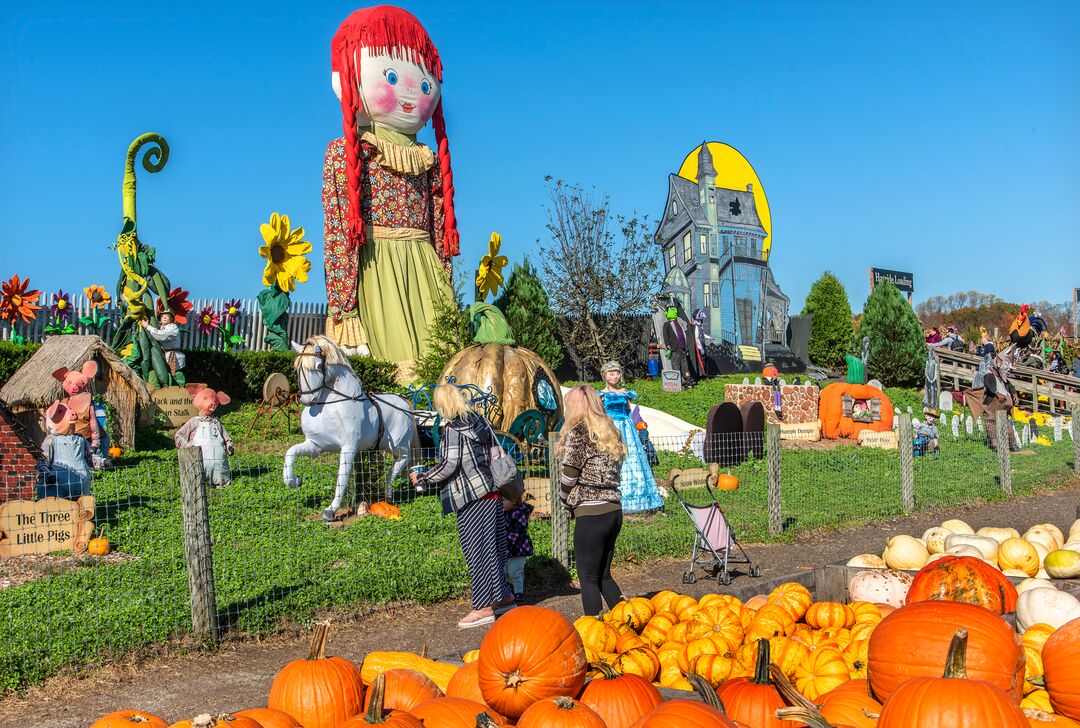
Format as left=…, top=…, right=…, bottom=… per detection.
left=682, top=571, right=697, bottom=584
left=717, top=572, right=732, bottom=586
left=750, top=565, right=762, bottom=578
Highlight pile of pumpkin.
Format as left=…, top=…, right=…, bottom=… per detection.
left=88, top=569, right=1080, bottom=728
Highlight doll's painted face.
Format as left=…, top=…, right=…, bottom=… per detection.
left=603, top=369, right=622, bottom=387
left=332, top=48, right=441, bottom=135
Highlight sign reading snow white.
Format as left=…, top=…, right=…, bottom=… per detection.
left=0, top=496, right=96, bottom=556
left=869, top=268, right=914, bottom=294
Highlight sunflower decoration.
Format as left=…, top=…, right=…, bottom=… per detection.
left=44, top=289, right=76, bottom=335
left=475, top=232, right=508, bottom=301
left=79, top=284, right=113, bottom=333
left=256, top=212, right=311, bottom=351
left=215, top=298, right=246, bottom=352
left=0, top=275, right=42, bottom=344
left=259, top=212, right=312, bottom=292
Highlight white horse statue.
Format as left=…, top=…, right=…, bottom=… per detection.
left=283, top=335, right=416, bottom=521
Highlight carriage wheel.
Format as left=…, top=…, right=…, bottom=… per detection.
left=682, top=571, right=697, bottom=584
left=495, top=432, right=526, bottom=465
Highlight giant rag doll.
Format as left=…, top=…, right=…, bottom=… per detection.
left=323, top=6, right=458, bottom=375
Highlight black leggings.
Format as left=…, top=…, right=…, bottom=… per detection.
left=574, top=509, right=623, bottom=616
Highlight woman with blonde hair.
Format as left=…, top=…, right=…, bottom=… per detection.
left=411, top=384, right=514, bottom=628
left=557, top=384, right=628, bottom=616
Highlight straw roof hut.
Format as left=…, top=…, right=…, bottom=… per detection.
left=0, top=335, right=153, bottom=449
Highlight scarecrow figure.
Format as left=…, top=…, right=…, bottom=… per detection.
left=37, top=394, right=94, bottom=500
left=175, top=387, right=234, bottom=486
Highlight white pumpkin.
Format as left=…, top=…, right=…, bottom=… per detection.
left=1002, top=568, right=1031, bottom=578
left=946, top=544, right=987, bottom=560
left=1016, top=587, right=1080, bottom=632
left=945, top=533, right=1000, bottom=563
left=922, top=527, right=951, bottom=555
left=1044, top=549, right=1080, bottom=579
left=941, top=518, right=975, bottom=535
left=1036, top=568, right=1051, bottom=579
left=977, top=526, right=1021, bottom=543
left=1062, top=539, right=1080, bottom=554
left=846, top=553, right=886, bottom=568
left=1069, top=518, right=1080, bottom=538
left=848, top=569, right=912, bottom=608
left=1031, top=542, right=1050, bottom=567
left=998, top=538, right=1041, bottom=577
left=883, top=535, right=930, bottom=570
left=1031, top=524, right=1065, bottom=549
left=1017, top=577, right=1057, bottom=595
left=925, top=552, right=951, bottom=564
left=1024, top=529, right=1059, bottom=554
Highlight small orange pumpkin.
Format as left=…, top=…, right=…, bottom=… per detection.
left=108, top=445, right=122, bottom=459
left=268, top=622, right=365, bottom=728
left=168, top=715, right=260, bottom=728
left=88, top=537, right=111, bottom=556
left=233, top=709, right=300, bottom=728
left=806, top=602, right=856, bottom=630
left=578, top=661, right=663, bottom=728
left=91, top=711, right=168, bottom=728
left=368, top=501, right=402, bottom=520
left=516, top=696, right=606, bottom=728
left=715, top=473, right=739, bottom=491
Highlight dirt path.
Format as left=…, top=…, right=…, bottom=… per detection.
left=4, top=484, right=1078, bottom=728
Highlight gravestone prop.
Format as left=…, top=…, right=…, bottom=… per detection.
left=939, top=391, right=954, bottom=412
left=1053, top=417, right=1062, bottom=442
left=740, top=401, right=766, bottom=459
left=951, top=415, right=960, bottom=438
left=662, top=370, right=683, bottom=393
left=975, top=416, right=982, bottom=432
left=705, top=402, right=746, bottom=466
left=868, top=378, right=883, bottom=391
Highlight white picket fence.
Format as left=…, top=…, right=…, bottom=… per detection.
left=0, top=293, right=328, bottom=351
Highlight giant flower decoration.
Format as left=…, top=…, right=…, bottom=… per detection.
left=475, top=232, right=508, bottom=301
left=195, top=305, right=219, bottom=336
left=50, top=289, right=72, bottom=322
left=0, top=275, right=42, bottom=324
left=84, top=284, right=112, bottom=309
left=221, top=298, right=242, bottom=325
left=156, top=287, right=193, bottom=325
left=259, top=212, right=312, bottom=292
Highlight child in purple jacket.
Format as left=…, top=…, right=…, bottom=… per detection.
left=503, top=497, right=534, bottom=601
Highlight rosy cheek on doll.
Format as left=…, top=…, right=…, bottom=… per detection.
left=369, top=82, right=397, bottom=115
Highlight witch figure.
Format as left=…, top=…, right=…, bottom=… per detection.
left=600, top=362, right=664, bottom=514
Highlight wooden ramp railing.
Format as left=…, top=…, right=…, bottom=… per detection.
left=932, top=348, right=1080, bottom=415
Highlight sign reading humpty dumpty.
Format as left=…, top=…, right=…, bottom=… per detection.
left=0, top=496, right=96, bottom=556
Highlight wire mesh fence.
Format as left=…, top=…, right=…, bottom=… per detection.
left=1, top=410, right=1077, bottom=690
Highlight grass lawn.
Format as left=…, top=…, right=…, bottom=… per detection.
left=1, top=391, right=1075, bottom=691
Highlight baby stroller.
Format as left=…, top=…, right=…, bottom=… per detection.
left=671, top=474, right=761, bottom=585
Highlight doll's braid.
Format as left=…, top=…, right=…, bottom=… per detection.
left=339, top=46, right=367, bottom=251
left=432, top=101, right=458, bottom=257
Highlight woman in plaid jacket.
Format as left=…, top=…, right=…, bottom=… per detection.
left=411, top=385, right=514, bottom=628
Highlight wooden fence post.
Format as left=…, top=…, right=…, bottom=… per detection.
left=767, top=424, right=782, bottom=536
left=548, top=433, right=570, bottom=569
left=995, top=410, right=1012, bottom=496
left=1073, top=407, right=1080, bottom=476
left=178, top=447, right=220, bottom=643
left=897, top=413, right=915, bottom=513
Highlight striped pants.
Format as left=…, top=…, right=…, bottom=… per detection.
left=457, top=497, right=511, bottom=610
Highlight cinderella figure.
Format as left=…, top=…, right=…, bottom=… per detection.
left=599, top=362, right=664, bottom=513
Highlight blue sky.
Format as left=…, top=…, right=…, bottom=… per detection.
left=2, top=0, right=1077, bottom=313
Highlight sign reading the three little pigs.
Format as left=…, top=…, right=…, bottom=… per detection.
left=0, top=496, right=96, bottom=556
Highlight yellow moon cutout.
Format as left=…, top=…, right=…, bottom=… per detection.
left=677, top=142, right=772, bottom=260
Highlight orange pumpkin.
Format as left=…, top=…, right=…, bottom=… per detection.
left=88, top=537, right=111, bottom=556
left=744, top=594, right=769, bottom=610
left=91, top=711, right=169, bottom=728
left=233, top=709, right=300, bottom=728
left=368, top=501, right=402, bottom=520
left=689, top=652, right=737, bottom=689
left=795, top=646, right=850, bottom=701
left=906, top=555, right=1019, bottom=614
left=476, top=606, right=587, bottom=720
left=108, top=445, right=122, bottom=459
left=867, top=600, right=1025, bottom=703
left=575, top=616, right=619, bottom=653
left=748, top=604, right=796, bottom=640
left=1024, top=709, right=1080, bottom=726
left=650, top=590, right=680, bottom=612
left=268, top=623, right=365, bottom=728
left=768, top=583, right=813, bottom=621
left=641, top=612, right=679, bottom=647
left=698, top=593, right=743, bottom=613
left=1043, top=615, right=1080, bottom=719
left=579, top=662, right=663, bottom=728
left=168, top=716, right=260, bottom=728
left=876, top=629, right=1027, bottom=727
left=843, top=639, right=870, bottom=679
left=678, top=637, right=725, bottom=674
left=361, top=668, right=442, bottom=713
left=345, top=673, right=423, bottom=728
left=616, top=647, right=660, bottom=682
left=790, top=630, right=840, bottom=653
left=445, top=661, right=487, bottom=705
left=819, top=683, right=882, bottom=728
left=714, top=639, right=798, bottom=728
left=516, top=696, right=606, bottom=728
left=616, top=632, right=649, bottom=653
left=609, top=597, right=655, bottom=631
left=688, top=607, right=744, bottom=651
left=669, top=594, right=699, bottom=619
left=819, top=382, right=894, bottom=439
left=806, top=602, right=856, bottom=630
left=848, top=601, right=882, bottom=625
left=410, top=698, right=509, bottom=728
left=716, top=473, right=739, bottom=491
left=630, top=674, right=738, bottom=727
left=768, top=637, right=810, bottom=678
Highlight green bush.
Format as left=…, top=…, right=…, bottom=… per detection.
left=0, top=341, right=40, bottom=385
left=185, top=349, right=398, bottom=400
left=802, top=272, right=854, bottom=370
left=494, top=260, right=564, bottom=369
left=415, top=283, right=472, bottom=384
left=861, top=280, right=928, bottom=387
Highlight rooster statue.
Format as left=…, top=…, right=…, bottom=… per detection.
left=1008, top=304, right=1047, bottom=348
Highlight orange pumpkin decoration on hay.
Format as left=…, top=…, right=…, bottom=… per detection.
left=819, top=383, right=894, bottom=440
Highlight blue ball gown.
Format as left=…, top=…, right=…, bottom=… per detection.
left=601, top=389, right=664, bottom=513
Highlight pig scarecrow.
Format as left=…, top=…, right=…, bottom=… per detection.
left=174, top=387, right=234, bottom=486
left=51, top=361, right=107, bottom=465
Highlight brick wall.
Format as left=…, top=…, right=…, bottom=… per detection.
left=0, top=426, right=38, bottom=503
left=724, top=384, right=821, bottom=425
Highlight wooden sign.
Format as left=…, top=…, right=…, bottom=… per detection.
left=152, top=385, right=200, bottom=428
left=0, top=496, right=96, bottom=556
left=857, top=430, right=899, bottom=449
left=667, top=467, right=710, bottom=489
left=780, top=421, right=821, bottom=442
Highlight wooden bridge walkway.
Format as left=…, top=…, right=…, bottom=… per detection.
left=933, top=348, right=1080, bottom=415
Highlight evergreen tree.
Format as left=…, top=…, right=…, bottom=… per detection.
left=801, top=271, right=854, bottom=370
left=415, top=282, right=472, bottom=383
left=861, top=280, right=928, bottom=386
left=494, top=260, right=564, bottom=368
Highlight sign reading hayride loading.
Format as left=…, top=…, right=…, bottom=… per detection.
left=869, top=267, right=914, bottom=294
left=0, top=497, right=96, bottom=556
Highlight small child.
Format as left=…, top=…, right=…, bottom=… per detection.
left=37, top=394, right=93, bottom=500
left=503, top=496, right=534, bottom=602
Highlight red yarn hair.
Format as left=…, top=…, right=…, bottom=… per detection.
left=331, top=5, right=458, bottom=257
